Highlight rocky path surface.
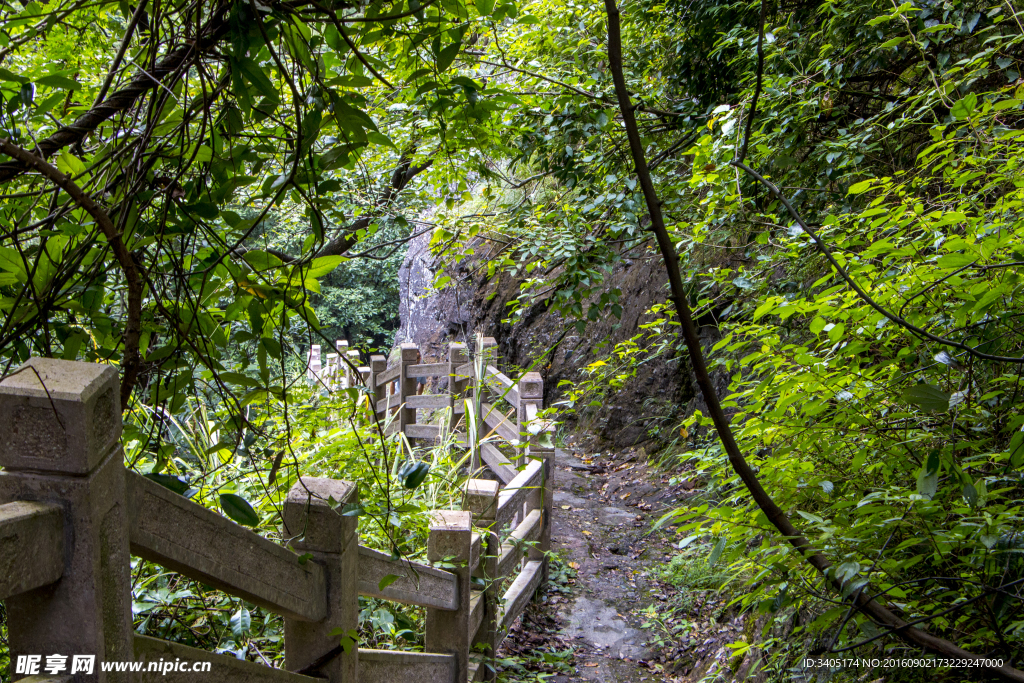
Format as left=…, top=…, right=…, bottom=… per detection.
left=550, top=445, right=659, bottom=682
left=497, top=442, right=700, bottom=682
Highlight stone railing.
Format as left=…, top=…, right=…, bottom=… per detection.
left=305, top=334, right=557, bottom=681
left=1, top=344, right=554, bottom=682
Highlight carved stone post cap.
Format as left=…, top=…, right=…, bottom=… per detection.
left=429, top=509, right=472, bottom=530
left=0, top=358, right=121, bottom=474
left=400, top=343, right=420, bottom=361
left=370, top=354, right=387, bottom=371
left=283, top=477, right=357, bottom=553
left=428, top=510, right=473, bottom=563
left=519, top=371, right=544, bottom=399
left=464, top=480, right=499, bottom=521
left=449, top=342, right=468, bottom=363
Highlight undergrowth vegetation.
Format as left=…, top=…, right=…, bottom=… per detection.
left=125, top=387, right=468, bottom=663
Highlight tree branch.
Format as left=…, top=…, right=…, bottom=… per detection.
left=313, top=156, right=432, bottom=259
left=0, top=138, right=144, bottom=409
left=731, top=160, right=1024, bottom=364
left=0, top=1, right=233, bottom=184
left=602, top=2, right=1024, bottom=678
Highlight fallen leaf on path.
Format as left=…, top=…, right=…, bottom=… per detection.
left=560, top=505, right=572, bottom=510
left=582, top=530, right=592, bottom=535
left=584, top=663, right=599, bottom=667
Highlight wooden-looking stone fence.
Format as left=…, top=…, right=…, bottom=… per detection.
left=0, top=339, right=554, bottom=683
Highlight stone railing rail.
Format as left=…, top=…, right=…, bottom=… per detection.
left=306, top=335, right=557, bottom=682
left=1, top=339, right=553, bottom=682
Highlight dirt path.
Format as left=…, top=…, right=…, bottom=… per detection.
left=498, top=442, right=699, bottom=682
left=550, top=445, right=657, bottom=682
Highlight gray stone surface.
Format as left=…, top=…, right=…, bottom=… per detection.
left=495, top=460, right=543, bottom=528
left=134, top=634, right=316, bottom=683
left=426, top=510, right=473, bottom=683
left=128, top=472, right=326, bottom=622
left=283, top=477, right=358, bottom=683
left=0, top=500, right=63, bottom=600
left=0, top=357, right=120, bottom=475
left=282, top=477, right=356, bottom=554
left=357, top=648, right=455, bottom=683
left=597, top=506, right=636, bottom=527
left=499, top=559, right=544, bottom=633
left=553, top=491, right=591, bottom=509
left=564, top=596, right=648, bottom=660
left=0, top=358, right=133, bottom=683
left=357, top=545, right=457, bottom=610
left=464, top=478, right=499, bottom=520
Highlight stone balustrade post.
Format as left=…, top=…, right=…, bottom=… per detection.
left=520, top=372, right=553, bottom=575
left=283, top=478, right=359, bottom=682
left=308, top=344, right=322, bottom=382
left=466, top=480, right=500, bottom=682
left=518, top=372, right=544, bottom=467
left=369, top=355, right=386, bottom=420
left=426, top=510, right=473, bottom=683
left=345, top=350, right=361, bottom=390
left=0, top=358, right=134, bottom=682
left=338, top=347, right=349, bottom=388
left=399, top=343, right=419, bottom=436
left=448, top=342, right=468, bottom=438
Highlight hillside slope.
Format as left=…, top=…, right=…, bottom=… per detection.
left=395, top=233, right=734, bottom=449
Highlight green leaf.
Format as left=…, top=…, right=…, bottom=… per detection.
left=20, top=82, right=34, bottom=107
left=917, top=452, right=941, bottom=499
left=809, top=316, right=827, bottom=334
left=707, top=537, right=726, bottom=566
left=220, top=372, right=262, bottom=388
left=937, top=253, right=975, bottom=268
left=902, top=383, right=950, bottom=413
left=733, top=276, right=755, bottom=290
left=230, top=607, right=251, bottom=640
left=475, top=0, right=495, bottom=14
left=848, top=180, right=873, bottom=194
left=1008, top=430, right=1024, bottom=467
left=835, top=561, right=860, bottom=583
left=219, top=493, right=261, bottom=526
left=436, top=41, right=462, bottom=73
left=57, top=149, right=86, bottom=177
left=399, top=461, right=430, bottom=490
left=143, top=473, right=189, bottom=495
left=234, top=57, right=280, bottom=104
left=962, top=481, right=978, bottom=507
left=879, top=36, right=906, bottom=49
left=0, top=247, right=25, bottom=276
left=0, top=67, right=28, bottom=84
left=341, top=502, right=365, bottom=516
left=36, top=74, right=81, bottom=90
left=752, top=300, right=775, bottom=320
left=367, top=131, right=397, bottom=149
left=242, top=250, right=283, bottom=271
left=184, top=202, right=218, bottom=219
left=306, top=255, right=346, bottom=278
left=378, top=574, right=401, bottom=591
left=951, top=93, right=978, bottom=120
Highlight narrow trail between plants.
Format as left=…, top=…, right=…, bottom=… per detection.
left=546, top=444, right=659, bottom=682
left=497, top=440, right=754, bottom=682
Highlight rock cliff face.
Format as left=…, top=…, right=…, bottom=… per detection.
left=395, top=233, right=730, bottom=449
